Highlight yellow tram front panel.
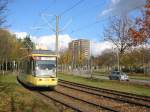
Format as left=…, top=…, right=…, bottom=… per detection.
left=27, top=75, right=58, bottom=87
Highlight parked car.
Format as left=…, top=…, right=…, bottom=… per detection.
left=109, top=71, right=129, bottom=81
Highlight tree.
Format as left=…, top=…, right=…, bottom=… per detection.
left=0, top=29, right=28, bottom=72
left=104, top=16, right=135, bottom=70
left=120, top=47, right=150, bottom=73
left=0, top=29, right=12, bottom=59
left=0, top=0, right=8, bottom=27
left=93, top=49, right=116, bottom=71
left=128, top=1, right=150, bottom=74
left=18, top=35, right=35, bottom=56
left=129, top=0, right=150, bottom=44
left=77, top=52, right=86, bottom=67
left=104, top=16, right=134, bottom=54
left=120, top=49, right=142, bottom=69
left=10, top=36, right=27, bottom=60
left=22, top=35, right=35, bottom=49
left=58, top=49, right=72, bottom=71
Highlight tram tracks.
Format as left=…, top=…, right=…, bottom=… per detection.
left=23, top=79, right=150, bottom=112
left=55, top=79, right=150, bottom=112
left=59, top=79, right=150, bottom=107
left=39, top=91, right=118, bottom=112
left=37, top=80, right=150, bottom=112
left=0, top=83, right=10, bottom=92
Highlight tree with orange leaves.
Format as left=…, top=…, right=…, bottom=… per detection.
left=129, top=0, right=150, bottom=45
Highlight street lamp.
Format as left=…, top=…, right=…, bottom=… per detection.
left=113, top=46, right=120, bottom=71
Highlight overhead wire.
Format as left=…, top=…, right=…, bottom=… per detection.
left=34, top=0, right=135, bottom=35
left=59, top=0, right=107, bottom=34
left=59, top=0, right=85, bottom=17
left=34, top=0, right=85, bottom=33
left=30, top=0, right=57, bottom=33
left=70, top=17, right=109, bottom=34
left=70, top=4, right=144, bottom=35
left=41, top=0, right=57, bottom=12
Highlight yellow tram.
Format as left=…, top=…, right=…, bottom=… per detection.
left=17, top=50, right=58, bottom=88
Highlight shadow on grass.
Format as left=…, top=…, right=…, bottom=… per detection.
left=17, top=77, right=54, bottom=92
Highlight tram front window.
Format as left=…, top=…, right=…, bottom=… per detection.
left=35, top=60, right=56, bottom=77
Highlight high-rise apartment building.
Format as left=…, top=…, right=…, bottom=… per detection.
left=69, top=39, right=90, bottom=63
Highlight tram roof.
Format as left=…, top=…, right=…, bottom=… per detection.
left=31, top=50, right=57, bottom=57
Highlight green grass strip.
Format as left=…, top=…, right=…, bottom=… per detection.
left=58, top=73, right=150, bottom=97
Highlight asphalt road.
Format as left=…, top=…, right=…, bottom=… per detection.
left=130, top=79, right=150, bottom=85
left=93, top=75, right=150, bottom=86
left=66, top=71, right=150, bottom=86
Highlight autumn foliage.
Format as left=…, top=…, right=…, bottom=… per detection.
left=129, top=0, right=150, bottom=44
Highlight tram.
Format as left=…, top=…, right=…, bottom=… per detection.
left=17, top=50, right=58, bottom=88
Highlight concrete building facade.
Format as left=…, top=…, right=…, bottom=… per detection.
left=69, top=39, right=90, bottom=65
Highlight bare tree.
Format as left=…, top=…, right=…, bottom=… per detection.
left=104, top=16, right=134, bottom=54
left=0, top=0, right=8, bottom=28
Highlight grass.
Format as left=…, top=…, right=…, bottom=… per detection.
left=128, top=73, right=150, bottom=81
left=58, top=73, right=150, bottom=97
left=0, top=73, right=58, bottom=112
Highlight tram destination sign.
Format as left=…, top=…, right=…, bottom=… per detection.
left=33, top=56, right=56, bottom=60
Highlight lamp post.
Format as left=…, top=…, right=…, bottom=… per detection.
left=117, top=47, right=120, bottom=71
left=113, top=46, right=120, bottom=71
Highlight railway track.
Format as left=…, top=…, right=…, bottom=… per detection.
left=58, top=79, right=150, bottom=108
left=18, top=79, right=121, bottom=112
left=38, top=91, right=119, bottom=112
left=19, top=78, right=150, bottom=112
left=38, top=84, right=150, bottom=112
left=59, top=79, right=150, bottom=101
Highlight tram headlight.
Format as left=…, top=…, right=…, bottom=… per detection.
left=35, top=66, right=39, bottom=70
left=50, top=69, right=56, bottom=77
left=52, top=69, right=56, bottom=72
left=51, top=74, right=56, bottom=77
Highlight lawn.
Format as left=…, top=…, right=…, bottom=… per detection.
left=0, top=73, right=58, bottom=112
left=128, top=73, right=150, bottom=81
left=58, top=73, right=150, bottom=97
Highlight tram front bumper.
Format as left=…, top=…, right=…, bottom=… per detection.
left=31, top=77, right=58, bottom=87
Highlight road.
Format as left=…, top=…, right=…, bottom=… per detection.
left=130, top=79, right=150, bottom=85
left=64, top=70, right=150, bottom=86
left=94, top=75, right=150, bottom=86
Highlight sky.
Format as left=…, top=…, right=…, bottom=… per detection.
left=7, top=0, right=146, bottom=56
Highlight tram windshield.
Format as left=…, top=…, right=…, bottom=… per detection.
left=35, top=60, right=56, bottom=77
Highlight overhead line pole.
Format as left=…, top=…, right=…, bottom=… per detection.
left=55, top=16, right=59, bottom=77
left=33, top=14, right=71, bottom=76
left=56, top=16, right=59, bottom=56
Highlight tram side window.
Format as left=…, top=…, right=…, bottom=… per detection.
left=21, top=62, right=25, bottom=73
left=31, top=60, right=35, bottom=71
left=31, top=60, right=35, bottom=76
left=23, top=61, right=28, bottom=74
left=27, top=61, right=32, bottom=74
left=19, top=62, right=23, bottom=73
left=21, top=60, right=27, bottom=74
